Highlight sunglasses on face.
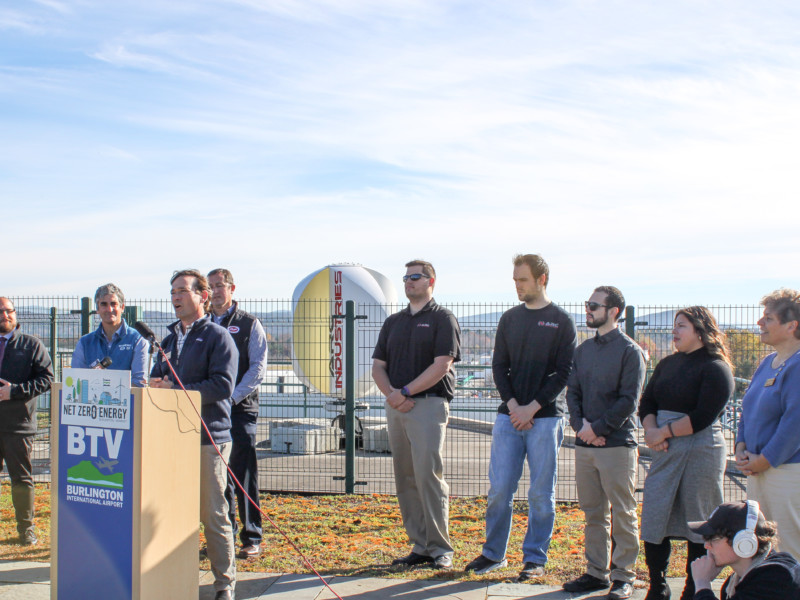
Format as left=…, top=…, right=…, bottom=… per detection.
left=403, top=274, right=431, bottom=282
left=585, top=301, right=609, bottom=311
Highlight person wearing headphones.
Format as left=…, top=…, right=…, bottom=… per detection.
left=688, top=500, right=800, bottom=599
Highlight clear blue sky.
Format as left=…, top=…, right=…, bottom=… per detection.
left=2, top=1, right=798, bottom=305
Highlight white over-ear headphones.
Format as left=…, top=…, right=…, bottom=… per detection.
left=732, top=500, right=760, bottom=558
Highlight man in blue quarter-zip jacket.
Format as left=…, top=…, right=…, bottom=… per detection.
left=150, top=269, right=239, bottom=600
left=71, top=283, right=148, bottom=386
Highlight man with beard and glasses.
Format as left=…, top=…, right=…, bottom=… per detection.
left=562, top=286, right=646, bottom=600
left=0, top=297, right=54, bottom=546
left=465, top=254, right=576, bottom=582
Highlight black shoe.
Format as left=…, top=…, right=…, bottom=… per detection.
left=516, top=562, right=545, bottom=582
left=464, top=554, right=508, bottom=575
left=563, top=573, right=610, bottom=592
left=644, top=582, right=672, bottom=600
left=214, top=591, right=234, bottom=600
left=433, top=555, right=453, bottom=570
left=608, top=581, right=634, bottom=600
left=391, top=552, right=434, bottom=567
left=19, top=530, right=38, bottom=546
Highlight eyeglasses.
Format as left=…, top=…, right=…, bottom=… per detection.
left=585, top=301, right=609, bottom=311
left=403, top=274, right=432, bottom=282
left=0, top=308, right=15, bottom=315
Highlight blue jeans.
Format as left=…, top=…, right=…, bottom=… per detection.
left=482, top=414, right=564, bottom=565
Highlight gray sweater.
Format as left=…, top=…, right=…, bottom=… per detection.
left=566, top=327, right=645, bottom=448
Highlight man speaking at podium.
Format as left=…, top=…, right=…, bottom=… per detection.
left=71, top=283, right=148, bottom=386
left=150, top=269, right=239, bottom=600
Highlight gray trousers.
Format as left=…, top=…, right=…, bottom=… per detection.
left=201, top=442, right=236, bottom=592
left=0, top=433, right=34, bottom=535
left=576, top=445, right=640, bottom=583
left=386, top=396, right=453, bottom=559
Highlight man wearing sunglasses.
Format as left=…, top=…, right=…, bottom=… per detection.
left=562, top=287, right=646, bottom=600
left=465, top=254, right=576, bottom=582
left=0, top=297, right=54, bottom=546
left=372, top=260, right=461, bottom=571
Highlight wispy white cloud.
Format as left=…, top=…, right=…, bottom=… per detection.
left=2, top=0, right=799, bottom=302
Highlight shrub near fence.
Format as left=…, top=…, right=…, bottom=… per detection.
left=5, top=297, right=768, bottom=502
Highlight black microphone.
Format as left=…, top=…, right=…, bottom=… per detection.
left=134, top=321, right=158, bottom=343
left=89, top=356, right=112, bottom=369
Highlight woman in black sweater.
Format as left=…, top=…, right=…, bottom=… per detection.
left=639, top=307, right=735, bottom=600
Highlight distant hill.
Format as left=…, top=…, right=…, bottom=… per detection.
left=67, top=460, right=124, bottom=489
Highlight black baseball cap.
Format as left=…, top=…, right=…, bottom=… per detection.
left=688, top=501, right=766, bottom=537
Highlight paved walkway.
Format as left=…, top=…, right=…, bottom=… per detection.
left=0, top=560, right=722, bottom=599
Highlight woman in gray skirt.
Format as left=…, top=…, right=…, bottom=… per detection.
left=638, top=306, right=735, bottom=600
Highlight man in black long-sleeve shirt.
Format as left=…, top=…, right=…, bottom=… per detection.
left=464, top=255, right=576, bottom=581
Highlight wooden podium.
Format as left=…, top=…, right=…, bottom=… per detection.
left=51, top=384, right=201, bottom=600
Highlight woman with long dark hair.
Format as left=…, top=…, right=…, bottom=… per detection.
left=639, top=306, right=735, bottom=600
left=736, top=289, right=800, bottom=560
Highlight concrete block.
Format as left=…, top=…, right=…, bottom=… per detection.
left=271, top=425, right=340, bottom=454
left=363, top=425, right=391, bottom=454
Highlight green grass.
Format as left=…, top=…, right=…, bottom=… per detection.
left=3, top=484, right=701, bottom=587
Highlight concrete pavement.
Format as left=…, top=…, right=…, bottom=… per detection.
left=1, top=560, right=722, bottom=599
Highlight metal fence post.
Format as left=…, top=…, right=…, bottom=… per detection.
left=123, top=304, right=142, bottom=327
left=49, top=307, right=59, bottom=378
left=80, top=296, right=91, bottom=336
left=344, top=300, right=356, bottom=493
left=625, top=305, right=636, bottom=339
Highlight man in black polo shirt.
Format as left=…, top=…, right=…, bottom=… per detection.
left=208, top=268, right=268, bottom=559
left=372, top=260, right=461, bottom=570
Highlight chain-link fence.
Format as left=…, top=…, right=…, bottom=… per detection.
left=5, top=296, right=768, bottom=502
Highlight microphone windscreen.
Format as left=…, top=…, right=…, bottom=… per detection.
left=134, top=321, right=157, bottom=342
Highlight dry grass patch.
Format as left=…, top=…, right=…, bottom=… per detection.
left=3, top=485, right=696, bottom=586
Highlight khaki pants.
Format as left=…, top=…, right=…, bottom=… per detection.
left=576, top=445, right=639, bottom=583
left=748, top=462, right=800, bottom=561
left=201, top=443, right=236, bottom=592
left=386, top=396, right=453, bottom=559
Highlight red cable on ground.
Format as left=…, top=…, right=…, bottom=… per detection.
left=156, top=348, right=345, bottom=600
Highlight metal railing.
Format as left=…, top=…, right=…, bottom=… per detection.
left=5, top=296, right=767, bottom=501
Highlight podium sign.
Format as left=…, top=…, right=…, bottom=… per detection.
left=56, top=368, right=134, bottom=598
left=51, top=378, right=201, bottom=600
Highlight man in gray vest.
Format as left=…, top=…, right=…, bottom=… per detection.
left=208, top=268, right=268, bottom=559
left=562, top=286, right=646, bottom=600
